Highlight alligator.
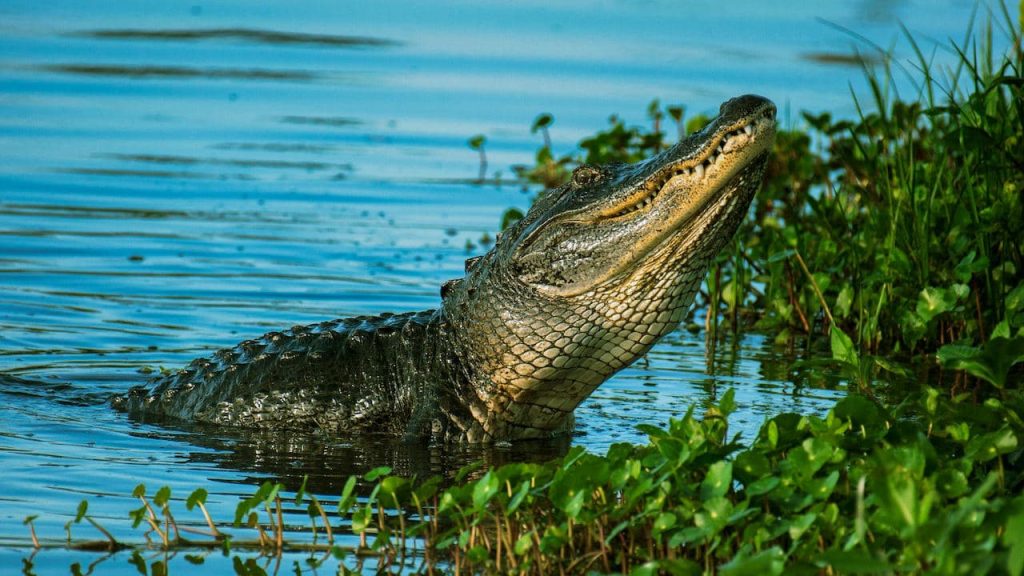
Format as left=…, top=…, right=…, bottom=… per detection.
left=113, top=94, right=777, bottom=443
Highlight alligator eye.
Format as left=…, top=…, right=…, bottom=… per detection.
left=571, top=165, right=604, bottom=188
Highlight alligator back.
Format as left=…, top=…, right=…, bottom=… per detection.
left=113, top=310, right=447, bottom=437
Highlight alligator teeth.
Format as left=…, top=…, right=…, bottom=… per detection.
left=612, top=118, right=760, bottom=219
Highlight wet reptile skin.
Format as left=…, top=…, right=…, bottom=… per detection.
left=113, top=95, right=777, bottom=443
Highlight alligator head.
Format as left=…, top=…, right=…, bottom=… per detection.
left=441, top=94, right=776, bottom=442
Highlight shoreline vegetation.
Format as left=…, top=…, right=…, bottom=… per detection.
left=18, top=7, right=1024, bottom=575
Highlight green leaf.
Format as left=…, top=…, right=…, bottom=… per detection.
left=129, top=505, right=147, bottom=528
left=364, top=466, right=392, bottom=482
left=787, top=512, right=817, bottom=541
left=701, top=461, right=732, bottom=500
left=471, top=471, right=499, bottom=510
left=379, top=476, right=409, bottom=506
left=719, top=388, right=737, bottom=416
left=934, top=468, right=969, bottom=498
left=350, top=505, right=373, bottom=533
left=154, top=486, right=171, bottom=507
left=513, top=531, right=534, bottom=555
left=992, top=320, right=1012, bottom=339
left=74, top=500, right=88, bottom=523
left=830, top=327, right=859, bottom=369
left=294, top=475, right=308, bottom=506
left=337, top=475, right=358, bottom=514
left=507, top=480, right=530, bottom=513
left=767, top=420, right=779, bottom=449
left=835, top=284, right=854, bottom=318
left=833, top=395, right=887, bottom=441
left=1006, top=283, right=1024, bottom=313
left=531, top=113, right=553, bottom=132
left=915, top=285, right=965, bottom=323
left=467, top=134, right=486, bottom=150
left=819, top=549, right=892, bottom=573
left=719, top=546, right=785, bottom=575
left=652, top=512, right=677, bottom=538
left=938, top=335, right=1024, bottom=388
left=466, top=545, right=488, bottom=564
left=734, top=450, right=771, bottom=484
left=1005, top=510, right=1024, bottom=576
left=965, top=427, right=1018, bottom=461
left=745, top=476, right=780, bottom=497
left=186, top=488, right=208, bottom=511
left=500, top=208, right=524, bottom=231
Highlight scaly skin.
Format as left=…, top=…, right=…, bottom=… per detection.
left=114, top=95, right=777, bottom=443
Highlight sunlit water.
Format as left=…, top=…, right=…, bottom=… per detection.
left=0, top=0, right=1003, bottom=572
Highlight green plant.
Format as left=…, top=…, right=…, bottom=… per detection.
left=24, top=386, right=1024, bottom=574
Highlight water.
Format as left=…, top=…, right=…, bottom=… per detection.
left=0, top=0, right=1001, bottom=572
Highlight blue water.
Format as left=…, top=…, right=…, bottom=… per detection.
left=0, top=0, right=1006, bottom=572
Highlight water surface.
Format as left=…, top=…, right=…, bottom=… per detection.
left=0, top=0, right=999, bottom=571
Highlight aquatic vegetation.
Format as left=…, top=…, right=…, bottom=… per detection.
left=23, top=385, right=1024, bottom=574
left=509, top=9, right=1023, bottom=362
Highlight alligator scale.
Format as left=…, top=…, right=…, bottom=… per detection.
left=114, top=95, right=777, bottom=443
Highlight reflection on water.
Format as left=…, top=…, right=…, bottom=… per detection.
left=0, top=0, right=996, bottom=571
left=41, top=63, right=325, bottom=82
left=74, top=27, right=401, bottom=48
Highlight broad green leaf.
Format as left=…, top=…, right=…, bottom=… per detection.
left=719, top=546, right=785, bottom=576
left=701, top=461, right=733, bottom=500
left=364, top=466, right=392, bottom=482
left=186, top=488, right=208, bottom=511
left=939, top=335, right=1024, bottom=388
left=154, top=486, right=171, bottom=507
left=652, top=512, right=677, bottom=537
left=471, top=471, right=499, bottom=510
left=830, top=327, right=859, bottom=368
left=513, top=532, right=533, bottom=555
left=1005, top=510, right=1024, bottom=576
left=819, top=549, right=892, bottom=573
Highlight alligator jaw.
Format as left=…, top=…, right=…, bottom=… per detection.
left=510, top=95, right=777, bottom=299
